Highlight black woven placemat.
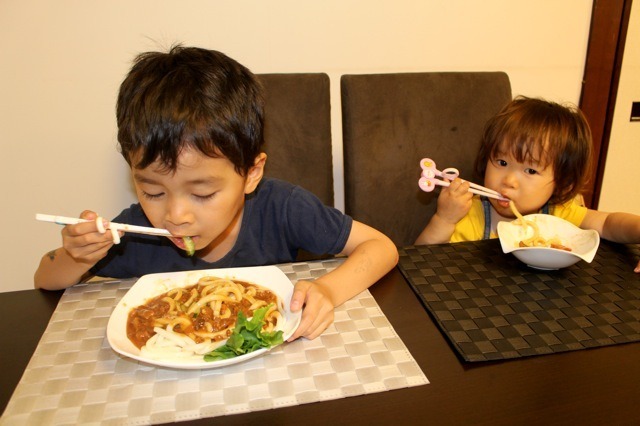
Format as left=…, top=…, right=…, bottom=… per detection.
left=399, top=239, right=640, bottom=362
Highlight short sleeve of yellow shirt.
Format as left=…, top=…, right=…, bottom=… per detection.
left=450, top=196, right=588, bottom=243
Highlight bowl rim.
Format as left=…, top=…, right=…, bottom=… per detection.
left=497, top=214, right=600, bottom=264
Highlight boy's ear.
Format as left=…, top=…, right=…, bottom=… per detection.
left=244, top=152, right=267, bottom=194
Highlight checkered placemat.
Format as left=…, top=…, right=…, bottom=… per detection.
left=1, top=259, right=427, bottom=425
left=399, top=240, right=640, bottom=362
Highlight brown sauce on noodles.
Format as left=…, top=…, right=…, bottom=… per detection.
left=127, top=279, right=278, bottom=349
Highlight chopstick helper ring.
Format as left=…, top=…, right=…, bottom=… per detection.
left=417, top=158, right=509, bottom=201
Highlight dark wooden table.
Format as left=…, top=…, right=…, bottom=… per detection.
left=2, top=265, right=639, bottom=425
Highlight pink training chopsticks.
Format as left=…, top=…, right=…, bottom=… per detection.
left=417, top=158, right=509, bottom=201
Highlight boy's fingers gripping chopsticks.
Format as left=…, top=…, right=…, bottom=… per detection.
left=52, top=212, right=120, bottom=247
left=78, top=211, right=113, bottom=238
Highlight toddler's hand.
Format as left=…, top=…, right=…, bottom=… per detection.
left=435, top=177, right=473, bottom=224
left=287, top=279, right=335, bottom=341
left=635, top=260, right=640, bottom=273
left=61, top=210, right=117, bottom=264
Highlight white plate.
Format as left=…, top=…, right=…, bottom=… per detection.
left=106, top=266, right=301, bottom=369
left=497, top=214, right=600, bottom=270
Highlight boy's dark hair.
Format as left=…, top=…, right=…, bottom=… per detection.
left=116, top=45, right=264, bottom=175
left=474, top=96, right=592, bottom=205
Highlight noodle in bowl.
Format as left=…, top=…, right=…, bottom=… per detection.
left=497, top=214, right=600, bottom=270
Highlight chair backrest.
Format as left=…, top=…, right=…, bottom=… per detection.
left=341, top=72, right=512, bottom=246
left=258, top=73, right=334, bottom=207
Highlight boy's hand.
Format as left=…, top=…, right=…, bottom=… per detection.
left=435, top=178, right=473, bottom=225
left=61, top=210, right=116, bottom=264
left=287, top=279, right=335, bottom=341
left=635, top=260, right=640, bottom=273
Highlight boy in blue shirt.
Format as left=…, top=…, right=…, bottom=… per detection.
left=35, top=45, right=398, bottom=340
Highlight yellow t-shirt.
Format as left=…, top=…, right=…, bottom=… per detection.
left=450, top=196, right=588, bottom=243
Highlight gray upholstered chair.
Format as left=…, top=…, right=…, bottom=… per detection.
left=341, top=72, right=512, bottom=247
left=258, top=73, right=334, bottom=207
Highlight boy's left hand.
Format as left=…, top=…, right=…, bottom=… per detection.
left=287, top=279, right=335, bottom=341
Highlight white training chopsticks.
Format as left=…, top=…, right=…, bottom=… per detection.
left=418, top=157, right=509, bottom=201
left=35, top=214, right=172, bottom=239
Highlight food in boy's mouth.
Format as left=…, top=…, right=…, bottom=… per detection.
left=509, top=201, right=572, bottom=251
left=183, top=236, right=195, bottom=256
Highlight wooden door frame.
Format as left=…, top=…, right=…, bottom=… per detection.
left=579, top=0, right=633, bottom=208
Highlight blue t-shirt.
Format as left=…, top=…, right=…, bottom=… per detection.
left=91, top=178, right=352, bottom=278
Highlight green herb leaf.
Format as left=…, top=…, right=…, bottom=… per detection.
left=204, top=304, right=284, bottom=362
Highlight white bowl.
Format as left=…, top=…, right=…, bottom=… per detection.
left=497, top=214, right=600, bottom=270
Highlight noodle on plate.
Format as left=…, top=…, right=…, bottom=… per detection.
left=126, top=276, right=283, bottom=360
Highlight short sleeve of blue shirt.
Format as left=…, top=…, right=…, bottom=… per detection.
left=90, top=178, right=352, bottom=278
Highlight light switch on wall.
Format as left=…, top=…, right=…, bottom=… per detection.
left=631, top=102, right=640, bottom=122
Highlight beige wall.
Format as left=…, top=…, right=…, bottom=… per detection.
left=599, top=1, right=640, bottom=214
left=0, top=1, right=597, bottom=291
